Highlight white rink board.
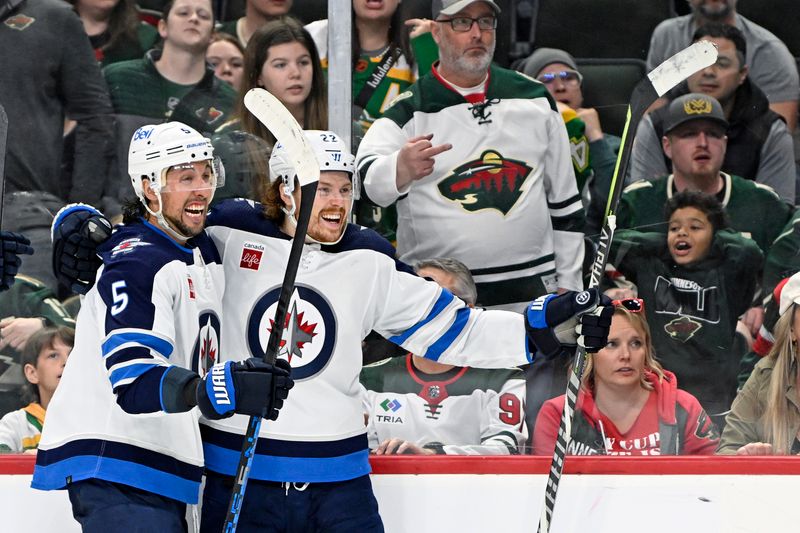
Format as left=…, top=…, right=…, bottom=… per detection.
left=2, top=472, right=799, bottom=533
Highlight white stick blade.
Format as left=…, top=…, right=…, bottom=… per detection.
left=243, top=88, right=320, bottom=187
left=648, top=40, right=718, bottom=97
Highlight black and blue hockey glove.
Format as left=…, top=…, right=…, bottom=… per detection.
left=51, top=204, right=112, bottom=295
left=525, top=288, right=612, bottom=359
left=576, top=304, right=614, bottom=353
left=0, top=231, right=34, bottom=291
left=196, top=358, right=294, bottom=421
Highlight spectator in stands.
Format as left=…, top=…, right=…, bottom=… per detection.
left=305, top=1, right=439, bottom=242
left=0, top=273, right=77, bottom=416
left=718, top=271, right=800, bottom=455
left=103, top=0, right=235, bottom=134
left=0, top=0, right=114, bottom=206
left=214, top=18, right=327, bottom=201
left=70, top=0, right=159, bottom=66
left=0, top=327, right=74, bottom=453
left=361, top=257, right=527, bottom=455
left=206, top=32, right=245, bottom=90
left=609, top=191, right=762, bottom=422
left=520, top=47, right=619, bottom=238
left=102, top=0, right=236, bottom=215
left=215, top=0, right=291, bottom=47
left=534, top=298, right=719, bottom=456
left=632, top=24, right=795, bottom=203
left=647, top=0, right=799, bottom=132
left=737, top=278, right=788, bottom=388
left=618, top=93, right=791, bottom=258
left=220, top=18, right=326, bottom=144
left=357, top=0, right=584, bottom=311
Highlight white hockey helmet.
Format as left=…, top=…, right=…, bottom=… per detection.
left=128, top=122, right=224, bottom=239
left=269, top=129, right=358, bottom=199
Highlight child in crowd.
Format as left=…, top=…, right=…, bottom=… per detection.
left=534, top=298, right=718, bottom=456
left=0, top=327, right=74, bottom=453
left=607, top=190, right=763, bottom=421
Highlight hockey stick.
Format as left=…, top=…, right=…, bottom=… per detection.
left=223, top=88, right=320, bottom=532
left=537, top=41, right=717, bottom=533
left=0, top=104, right=7, bottom=228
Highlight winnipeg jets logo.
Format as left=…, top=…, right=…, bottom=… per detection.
left=192, top=311, right=221, bottom=376
left=437, top=150, right=533, bottom=215
left=247, top=285, right=337, bottom=380
left=268, top=301, right=318, bottom=362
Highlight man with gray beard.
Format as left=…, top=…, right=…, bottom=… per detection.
left=647, top=0, right=798, bottom=132
left=356, top=0, right=584, bottom=311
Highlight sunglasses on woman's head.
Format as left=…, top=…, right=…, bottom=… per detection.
left=612, top=298, right=645, bottom=313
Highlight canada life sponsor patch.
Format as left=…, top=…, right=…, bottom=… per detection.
left=239, top=242, right=264, bottom=270
left=110, top=238, right=151, bottom=256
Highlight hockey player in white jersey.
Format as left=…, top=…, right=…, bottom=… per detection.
left=51, top=129, right=613, bottom=532
left=31, top=123, right=293, bottom=532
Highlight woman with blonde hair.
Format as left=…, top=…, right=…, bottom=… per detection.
left=533, top=299, right=719, bottom=456
left=718, top=273, right=800, bottom=455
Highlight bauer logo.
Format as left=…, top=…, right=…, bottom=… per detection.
left=240, top=242, right=264, bottom=270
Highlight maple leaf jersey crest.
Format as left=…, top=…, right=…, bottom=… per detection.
left=437, top=150, right=532, bottom=215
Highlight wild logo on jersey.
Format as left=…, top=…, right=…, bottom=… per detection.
left=247, top=285, right=337, bottom=380
left=191, top=311, right=221, bottom=376
left=654, top=276, right=720, bottom=342
left=437, top=150, right=532, bottom=215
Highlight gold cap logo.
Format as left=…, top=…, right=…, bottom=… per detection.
left=684, top=98, right=713, bottom=115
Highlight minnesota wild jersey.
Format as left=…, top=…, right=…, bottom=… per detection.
left=610, top=229, right=763, bottom=416
left=360, top=355, right=527, bottom=454
left=357, top=64, right=585, bottom=309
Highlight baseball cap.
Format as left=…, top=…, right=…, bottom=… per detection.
left=432, top=0, right=501, bottom=18
left=779, top=273, right=800, bottom=315
left=663, top=93, right=729, bottom=134
left=522, top=48, right=578, bottom=78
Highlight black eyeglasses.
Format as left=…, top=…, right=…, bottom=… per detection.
left=536, top=70, right=583, bottom=86
left=436, top=16, right=497, bottom=32
left=612, top=298, right=645, bottom=313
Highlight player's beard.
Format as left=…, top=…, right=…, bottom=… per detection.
left=163, top=205, right=207, bottom=238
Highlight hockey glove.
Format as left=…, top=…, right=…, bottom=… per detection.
left=525, top=288, right=608, bottom=359
left=51, top=204, right=112, bottom=295
left=196, top=358, right=294, bottom=420
left=576, top=304, right=614, bottom=352
left=0, top=231, right=34, bottom=291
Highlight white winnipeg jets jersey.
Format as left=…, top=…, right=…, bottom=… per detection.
left=201, top=200, right=532, bottom=483
left=33, top=221, right=225, bottom=504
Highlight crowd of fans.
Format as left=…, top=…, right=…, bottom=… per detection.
left=2, top=0, right=800, bottom=459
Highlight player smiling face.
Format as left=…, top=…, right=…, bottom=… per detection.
left=152, top=160, right=215, bottom=240
left=281, top=171, right=353, bottom=243
left=667, top=206, right=714, bottom=265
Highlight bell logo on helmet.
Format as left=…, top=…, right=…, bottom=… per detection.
left=133, top=127, right=154, bottom=141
